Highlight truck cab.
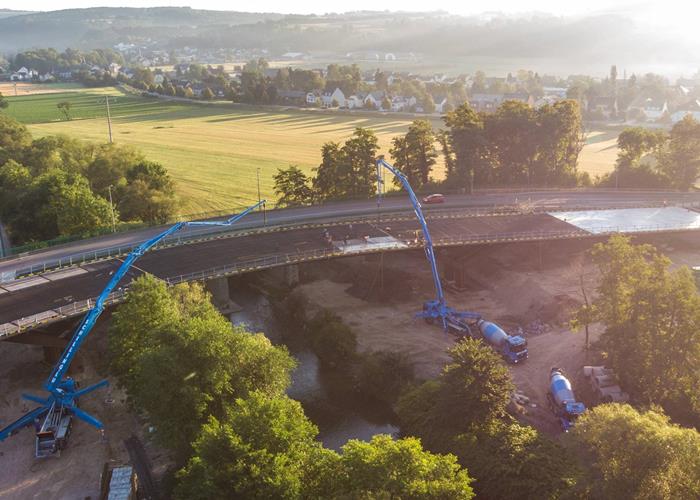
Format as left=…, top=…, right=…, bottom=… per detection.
left=503, top=335, right=528, bottom=364
left=478, top=320, right=528, bottom=364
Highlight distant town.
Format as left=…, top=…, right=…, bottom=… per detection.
left=2, top=46, right=699, bottom=124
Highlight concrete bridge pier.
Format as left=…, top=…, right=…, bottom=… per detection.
left=205, top=276, right=241, bottom=315
left=284, top=264, right=300, bottom=287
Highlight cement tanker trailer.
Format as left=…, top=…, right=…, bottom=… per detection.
left=547, top=368, right=586, bottom=431
left=477, top=320, right=528, bottom=364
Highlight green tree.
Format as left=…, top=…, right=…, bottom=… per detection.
left=175, top=392, right=324, bottom=500
left=109, top=276, right=296, bottom=457
left=534, top=99, right=584, bottom=186
left=443, top=103, right=486, bottom=188
left=582, top=235, right=700, bottom=425
left=313, top=128, right=379, bottom=200
left=51, top=173, right=114, bottom=236
left=315, top=434, right=474, bottom=499
left=381, top=96, right=392, bottom=111
left=57, top=101, right=72, bottom=120
left=605, top=127, right=667, bottom=188
left=85, top=143, right=144, bottom=197
left=390, top=120, right=437, bottom=189
left=453, top=420, right=579, bottom=500
left=568, top=404, right=700, bottom=499
left=118, top=161, right=176, bottom=223
left=484, top=100, right=537, bottom=185
left=0, top=114, right=32, bottom=165
left=358, top=351, right=414, bottom=405
left=307, top=309, right=357, bottom=367
left=397, top=338, right=513, bottom=449
left=22, top=135, right=93, bottom=176
left=658, top=115, right=700, bottom=190
left=273, top=166, right=315, bottom=207
left=0, top=91, right=8, bottom=110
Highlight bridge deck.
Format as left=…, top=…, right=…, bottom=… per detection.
left=0, top=213, right=580, bottom=331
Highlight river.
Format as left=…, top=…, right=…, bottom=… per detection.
left=229, top=284, right=398, bottom=451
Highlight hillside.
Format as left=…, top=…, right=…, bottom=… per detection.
left=0, top=7, right=697, bottom=76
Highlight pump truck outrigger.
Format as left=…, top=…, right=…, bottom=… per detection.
left=0, top=200, right=265, bottom=457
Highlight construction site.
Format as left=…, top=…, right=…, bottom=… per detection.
left=2, top=152, right=700, bottom=496
left=2, top=217, right=700, bottom=496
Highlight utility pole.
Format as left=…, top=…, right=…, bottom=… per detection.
left=108, top=185, right=116, bottom=233
left=256, top=167, right=266, bottom=226
left=101, top=96, right=114, bottom=144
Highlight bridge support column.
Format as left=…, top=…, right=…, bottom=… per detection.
left=284, top=264, right=299, bottom=287
left=205, top=276, right=240, bottom=315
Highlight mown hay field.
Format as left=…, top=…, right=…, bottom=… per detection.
left=5, top=85, right=617, bottom=214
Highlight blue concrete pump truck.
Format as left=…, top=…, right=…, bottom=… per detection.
left=547, top=367, right=586, bottom=431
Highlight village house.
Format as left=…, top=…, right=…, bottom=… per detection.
left=321, top=87, right=346, bottom=107
left=346, top=93, right=366, bottom=109
left=363, top=91, right=385, bottom=109
left=305, top=92, right=318, bottom=105
left=389, top=95, right=417, bottom=112
left=432, top=95, right=448, bottom=113
left=671, top=99, right=700, bottom=123
left=469, top=93, right=534, bottom=113
left=627, top=96, right=668, bottom=122
left=10, top=67, right=36, bottom=81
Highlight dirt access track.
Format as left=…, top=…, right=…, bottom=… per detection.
left=297, top=232, right=700, bottom=435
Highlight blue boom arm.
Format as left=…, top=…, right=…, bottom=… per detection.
left=0, top=200, right=265, bottom=442
left=376, top=158, right=480, bottom=331
left=376, top=159, right=446, bottom=308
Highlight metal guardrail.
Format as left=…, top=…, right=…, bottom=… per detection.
left=4, top=200, right=699, bottom=284
left=3, top=220, right=700, bottom=339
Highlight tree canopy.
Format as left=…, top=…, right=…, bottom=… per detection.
left=441, top=100, right=583, bottom=188
left=175, top=392, right=324, bottom=500
left=0, top=115, right=176, bottom=244
left=109, top=275, right=296, bottom=457
left=273, top=165, right=314, bottom=207
left=579, top=235, right=700, bottom=425
left=568, top=404, right=700, bottom=499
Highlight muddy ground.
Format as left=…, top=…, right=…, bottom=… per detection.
left=298, top=232, right=700, bottom=435
left=0, top=323, right=171, bottom=500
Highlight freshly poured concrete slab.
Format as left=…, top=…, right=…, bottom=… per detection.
left=548, top=207, right=700, bottom=235
left=43, top=267, right=89, bottom=282
left=2, top=275, right=51, bottom=292
left=336, top=236, right=408, bottom=254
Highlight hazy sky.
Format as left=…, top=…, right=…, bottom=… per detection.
left=8, top=0, right=700, bottom=37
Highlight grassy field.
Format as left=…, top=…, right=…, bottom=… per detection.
left=5, top=85, right=618, bottom=214
left=7, top=87, right=435, bottom=213
left=580, top=129, right=620, bottom=180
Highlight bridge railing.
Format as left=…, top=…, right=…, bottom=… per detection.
left=5, top=200, right=700, bottom=284
left=5, top=220, right=700, bottom=339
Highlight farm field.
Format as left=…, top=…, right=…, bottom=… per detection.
left=9, top=88, right=439, bottom=213
left=580, top=128, right=620, bottom=180
left=5, top=85, right=619, bottom=214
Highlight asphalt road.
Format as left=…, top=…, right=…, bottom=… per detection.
left=1, top=189, right=699, bottom=276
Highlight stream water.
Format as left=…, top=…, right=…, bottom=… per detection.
left=229, top=285, right=399, bottom=451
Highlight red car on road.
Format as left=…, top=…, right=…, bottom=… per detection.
left=422, top=194, right=445, bottom=204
